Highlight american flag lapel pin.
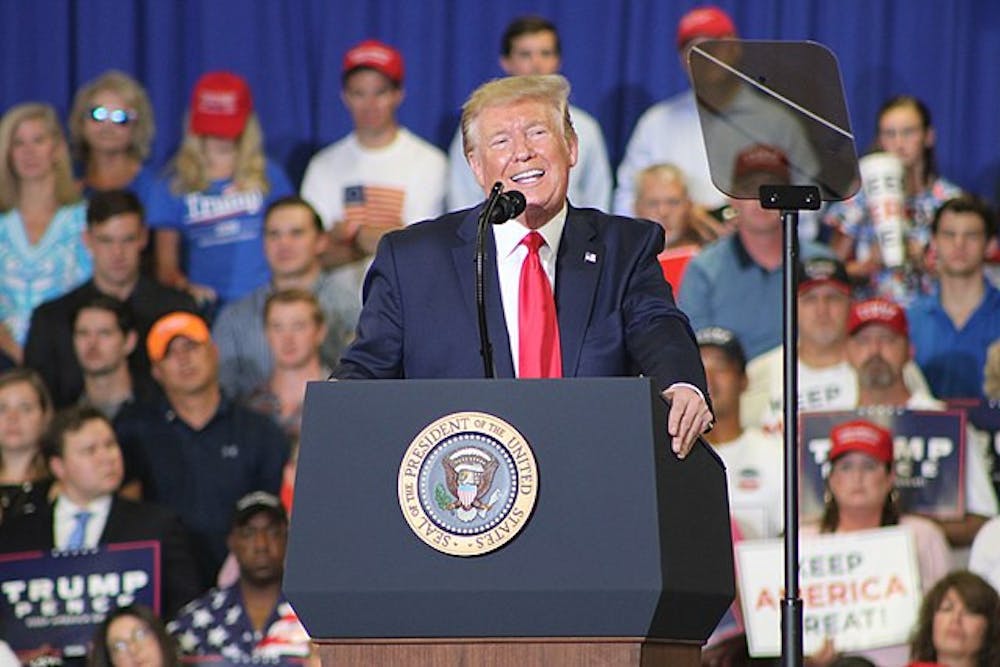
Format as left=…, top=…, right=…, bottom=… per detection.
left=584, top=251, right=598, bottom=264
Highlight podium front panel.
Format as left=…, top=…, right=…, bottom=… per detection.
left=285, top=378, right=732, bottom=640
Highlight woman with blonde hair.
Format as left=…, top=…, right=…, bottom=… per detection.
left=147, top=71, right=292, bottom=311
left=0, top=102, right=91, bottom=362
left=0, top=368, right=54, bottom=525
left=69, top=70, right=157, bottom=204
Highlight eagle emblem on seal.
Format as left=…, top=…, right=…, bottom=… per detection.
left=439, top=447, right=502, bottom=522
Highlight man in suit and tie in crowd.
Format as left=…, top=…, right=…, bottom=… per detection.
left=0, top=405, right=202, bottom=618
left=333, top=74, right=712, bottom=458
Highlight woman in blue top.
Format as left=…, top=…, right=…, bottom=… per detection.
left=0, top=103, right=91, bottom=363
left=69, top=70, right=158, bottom=206
left=148, top=71, right=292, bottom=312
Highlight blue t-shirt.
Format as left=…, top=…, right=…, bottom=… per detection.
left=146, top=161, right=293, bottom=303
left=908, top=282, right=1000, bottom=399
left=679, top=233, right=832, bottom=360
left=81, top=164, right=159, bottom=209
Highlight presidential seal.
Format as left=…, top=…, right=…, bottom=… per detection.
left=397, top=411, right=538, bottom=556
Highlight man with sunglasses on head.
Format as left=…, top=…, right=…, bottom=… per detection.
left=24, top=189, right=196, bottom=408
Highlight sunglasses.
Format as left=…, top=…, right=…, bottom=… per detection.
left=89, top=106, right=135, bottom=125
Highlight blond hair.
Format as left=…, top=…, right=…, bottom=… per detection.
left=460, top=74, right=576, bottom=159
left=0, top=103, right=81, bottom=211
left=635, top=163, right=690, bottom=196
left=69, top=70, right=155, bottom=163
left=169, top=113, right=268, bottom=194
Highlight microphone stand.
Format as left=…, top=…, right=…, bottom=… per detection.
left=476, top=182, right=504, bottom=378
left=759, top=184, right=820, bottom=667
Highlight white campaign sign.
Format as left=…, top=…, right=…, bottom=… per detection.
left=736, top=527, right=922, bottom=657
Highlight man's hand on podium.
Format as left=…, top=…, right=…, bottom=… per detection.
left=662, top=384, right=713, bottom=460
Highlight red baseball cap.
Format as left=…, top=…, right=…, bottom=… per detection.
left=847, top=298, right=908, bottom=337
left=190, top=71, right=253, bottom=139
left=676, top=6, right=737, bottom=50
left=342, top=39, right=404, bottom=86
left=829, top=420, right=894, bottom=464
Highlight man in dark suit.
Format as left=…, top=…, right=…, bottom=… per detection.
left=23, top=189, right=196, bottom=408
left=334, top=74, right=712, bottom=457
left=0, top=406, right=202, bottom=618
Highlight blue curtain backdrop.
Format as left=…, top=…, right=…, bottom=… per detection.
left=2, top=0, right=997, bottom=199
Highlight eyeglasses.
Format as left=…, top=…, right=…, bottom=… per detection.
left=109, top=626, right=151, bottom=655
left=89, top=106, right=135, bottom=125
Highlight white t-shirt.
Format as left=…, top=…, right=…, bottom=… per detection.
left=301, top=127, right=447, bottom=230
left=614, top=89, right=724, bottom=213
left=301, top=127, right=447, bottom=298
left=713, top=428, right=784, bottom=540
left=752, top=353, right=858, bottom=432
left=446, top=103, right=612, bottom=212
left=969, top=515, right=1000, bottom=592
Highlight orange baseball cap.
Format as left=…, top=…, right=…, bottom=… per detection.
left=146, top=311, right=211, bottom=362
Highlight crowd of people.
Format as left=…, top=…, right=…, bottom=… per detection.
left=0, top=5, right=998, bottom=666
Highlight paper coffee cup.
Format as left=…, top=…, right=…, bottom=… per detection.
left=859, top=152, right=907, bottom=268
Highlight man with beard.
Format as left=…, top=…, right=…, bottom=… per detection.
left=749, top=258, right=932, bottom=430
left=846, top=298, right=998, bottom=546
left=167, top=491, right=312, bottom=662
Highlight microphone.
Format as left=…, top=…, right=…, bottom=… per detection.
left=486, top=190, right=526, bottom=225
left=474, top=183, right=525, bottom=378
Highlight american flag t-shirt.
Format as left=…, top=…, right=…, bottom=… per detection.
left=343, top=184, right=406, bottom=229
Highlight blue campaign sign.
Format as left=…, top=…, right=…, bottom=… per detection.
left=0, top=541, right=160, bottom=658
left=799, top=410, right=966, bottom=522
left=962, top=399, right=1000, bottom=496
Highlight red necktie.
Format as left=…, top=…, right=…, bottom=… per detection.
left=518, top=231, right=562, bottom=378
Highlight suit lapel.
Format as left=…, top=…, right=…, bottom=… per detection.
left=555, top=207, right=601, bottom=377
left=453, top=210, right=515, bottom=378
left=99, top=496, right=121, bottom=544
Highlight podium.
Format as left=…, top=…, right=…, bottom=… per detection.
left=285, top=378, right=734, bottom=666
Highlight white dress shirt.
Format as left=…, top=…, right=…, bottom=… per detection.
left=53, top=494, right=112, bottom=550
left=493, top=205, right=567, bottom=377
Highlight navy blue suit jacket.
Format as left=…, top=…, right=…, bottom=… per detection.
left=334, top=204, right=708, bottom=396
